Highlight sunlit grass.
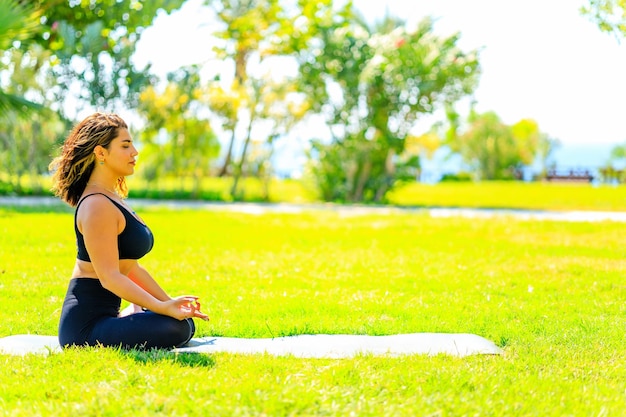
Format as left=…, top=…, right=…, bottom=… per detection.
left=1, top=205, right=625, bottom=415
left=387, top=180, right=626, bottom=211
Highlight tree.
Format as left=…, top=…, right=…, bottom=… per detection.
left=137, top=66, right=220, bottom=197
left=1, top=46, right=70, bottom=183
left=0, top=1, right=65, bottom=192
left=448, top=111, right=554, bottom=180
left=581, top=0, right=626, bottom=38
left=207, top=79, right=245, bottom=178
left=20, top=0, right=186, bottom=117
left=0, top=0, right=44, bottom=116
left=250, top=77, right=309, bottom=199
left=299, top=15, right=480, bottom=202
left=206, top=0, right=332, bottom=200
left=453, top=112, right=519, bottom=180
left=1, top=1, right=188, bottom=194
left=208, top=0, right=282, bottom=183
left=597, top=141, right=626, bottom=183
left=0, top=111, right=66, bottom=193
left=511, top=118, right=559, bottom=180
left=610, top=142, right=626, bottom=161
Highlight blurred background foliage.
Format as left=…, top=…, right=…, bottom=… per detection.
left=1, top=0, right=625, bottom=202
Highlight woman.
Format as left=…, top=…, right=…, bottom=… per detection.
left=50, top=112, right=208, bottom=350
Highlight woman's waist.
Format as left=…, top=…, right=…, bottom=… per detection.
left=65, top=277, right=121, bottom=304
left=73, top=259, right=137, bottom=277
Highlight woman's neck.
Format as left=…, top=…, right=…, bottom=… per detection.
left=86, top=178, right=117, bottom=195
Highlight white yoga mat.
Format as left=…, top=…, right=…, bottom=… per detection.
left=0, top=333, right=501, bottom=358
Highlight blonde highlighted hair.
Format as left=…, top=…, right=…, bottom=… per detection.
left=49, top=112, right=129, bottom=207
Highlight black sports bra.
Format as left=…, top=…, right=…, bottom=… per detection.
left=75, top=193, right=154, bottom=261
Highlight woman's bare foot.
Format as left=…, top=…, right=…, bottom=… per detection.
left=118, top=303, right=145, bottom=317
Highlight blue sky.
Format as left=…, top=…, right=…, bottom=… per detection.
left=133, top=0, right=626, bottom=172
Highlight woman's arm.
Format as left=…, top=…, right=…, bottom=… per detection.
left=127, top=263, right=171, bottom=302
left=121, top=263, right=173, bottom=316
left=78, top=195, right=201, bottom=320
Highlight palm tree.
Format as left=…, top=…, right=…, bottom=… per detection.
left=0, top=0, right=44, bottom=117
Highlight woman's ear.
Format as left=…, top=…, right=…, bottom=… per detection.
left=93, top=145, right=106, bottom=159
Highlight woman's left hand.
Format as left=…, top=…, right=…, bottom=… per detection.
left=178, top=297, right=209, bottom=321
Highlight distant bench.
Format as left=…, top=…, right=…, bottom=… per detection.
left=545, top=169, right=594, bottom=183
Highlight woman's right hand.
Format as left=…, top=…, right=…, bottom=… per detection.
left=159, top=296, right=209, bottom=321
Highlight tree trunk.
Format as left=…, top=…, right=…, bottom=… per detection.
left=217, top=128, right=237, bottom=177
left=353, top=159, right=372, bottom=203
left=230, top=110, right=256, bottom=200
left=374, top=148, right=396, bottom=202
left=260, top=135, right=277, bottom=201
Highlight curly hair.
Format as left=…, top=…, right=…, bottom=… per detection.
left=49, top=113, right=129, bottom=207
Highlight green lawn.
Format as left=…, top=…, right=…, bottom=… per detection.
left=1, top=203, right=625, bottom=416
left=387, top=181, right=626, bottom=211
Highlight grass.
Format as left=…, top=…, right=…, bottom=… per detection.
left=386, top=181, right=626, bottom=211
left=1, top=202, right=626, bottom=415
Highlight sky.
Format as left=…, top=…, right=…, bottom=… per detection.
left=134, top=0, right=626, bottom=171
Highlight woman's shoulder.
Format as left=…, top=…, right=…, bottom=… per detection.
left=78, top=192, right=112, bottom=206
left=76, top=193, right=120, bottom=219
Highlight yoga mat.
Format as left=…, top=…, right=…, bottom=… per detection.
left=0, top=333, right=501, bottom=358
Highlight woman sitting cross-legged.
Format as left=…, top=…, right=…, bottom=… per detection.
left=50, top=112, right=209, bottom=350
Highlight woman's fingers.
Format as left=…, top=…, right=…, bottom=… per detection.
left=193, top=311, right=210, bottom=321
left=174, top=296, right=209, bottom=321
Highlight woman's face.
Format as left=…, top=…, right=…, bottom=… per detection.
left=101, top=128, right=138, bottom=177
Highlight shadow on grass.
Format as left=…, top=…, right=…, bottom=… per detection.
left=121, top=348, right=216, bottom=368
left=57, top=344, right=216, bottom=368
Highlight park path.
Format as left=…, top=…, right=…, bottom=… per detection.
left=2, top=196, right=626, bottom=222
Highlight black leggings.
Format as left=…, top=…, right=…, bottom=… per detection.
left=58, top=278, right=195, bottom=350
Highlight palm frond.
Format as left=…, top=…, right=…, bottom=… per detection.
left=0, top=0, right=45, bottom=118
left=0, top=91, right=45, bottom=118
left=0, top=0, right=42, bottom=50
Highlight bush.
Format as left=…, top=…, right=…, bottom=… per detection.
left=440, top=172, right=473, bottom=182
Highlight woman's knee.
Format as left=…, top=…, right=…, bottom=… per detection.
left=172, top=318, right=195, bottom=347
left=153, top=315, right=195, bottom=347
